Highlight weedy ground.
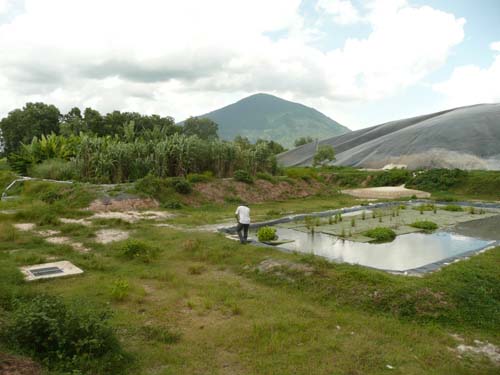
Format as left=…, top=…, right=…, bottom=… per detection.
left=0, top=161, right=499, bottom=374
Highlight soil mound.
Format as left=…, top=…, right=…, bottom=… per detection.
left=88, top=197, right=159, bottom=211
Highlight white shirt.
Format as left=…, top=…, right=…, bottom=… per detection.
left=235, top=205, right=251, bottom=224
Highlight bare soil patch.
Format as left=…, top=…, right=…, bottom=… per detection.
left=90, top=210, right=173, bottom=223
left=60, top=218, right=92, bottom=226
left=45, top=237, right=90, bottom=253
left=95, top=229, right=129, bottom=244
left=455, top=340, right=500, bottom=364
left=341, top=185, right=430, bottom=199
left=13, top=223, right=36, bottom=231
left=256, top=258, right=315, bottom=276
left=0, top=353, right=42, bottom=375
left=191, top=179, right=328, bottom=205
left=36, top=230, right=60, bottom=237
left=88, top=197, right=159, bottom=211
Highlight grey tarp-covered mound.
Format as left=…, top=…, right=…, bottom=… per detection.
left=277, top=103, right=500, bottom=170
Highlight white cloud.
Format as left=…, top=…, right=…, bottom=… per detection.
left=0, top=0, right=12, bottom=15
left=316, top=0, right=361, bottom=25
left=490, top=41, right=500, bottom=52
left=0, top=0, right=465, bottom=124
left=433, top=43, right=500, bottom=107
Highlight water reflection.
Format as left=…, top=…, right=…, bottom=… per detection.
left=254, top=228, right=493, bottom=271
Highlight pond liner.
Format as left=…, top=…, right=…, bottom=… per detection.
left=219, top=200, right=500, bottom=276
left=392, top=241, right=500, bottom=276
left=220, top=199, right=500, bottom=234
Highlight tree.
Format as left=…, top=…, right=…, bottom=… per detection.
left=83, top=108, right=104, bottom=135
left=294, top=136, right=314, bottom=147
left=0, top=102, right=60, bottom=155
left=182, top=117, right=219, bottom=140
left=60, top=107, right=87, bottom=136
left=313, top=145, right=335, bottom=167
left=256, top=139, right=286, bottom=155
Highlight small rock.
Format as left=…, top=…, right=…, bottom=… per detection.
left=386, top=364, right=394, bottom=369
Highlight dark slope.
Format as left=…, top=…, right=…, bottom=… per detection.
left=190, top=93, right=350, bottom=147
left=278, top=103, right=500, bottom=170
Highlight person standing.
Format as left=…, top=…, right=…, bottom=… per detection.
left=235, top=203, right=251, bottom=244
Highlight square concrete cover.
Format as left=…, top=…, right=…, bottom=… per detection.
left=20, top=260, right=83, bottom=281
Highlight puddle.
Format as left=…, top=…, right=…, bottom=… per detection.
left=251, top=227, right=494, bottom=272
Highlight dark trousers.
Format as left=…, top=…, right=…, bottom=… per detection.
left=237, top=223, right=249, bottom=243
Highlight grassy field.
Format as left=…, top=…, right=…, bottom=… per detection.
left=0, top=163, right=499, bottom=374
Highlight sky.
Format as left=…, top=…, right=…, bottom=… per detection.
left=0, top=0, right=499, bottom=130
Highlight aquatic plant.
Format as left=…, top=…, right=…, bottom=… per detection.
left=257, top=226, right=277, bottom=242
left=364, top=227, right=396, bottom=242
left=410, top=220, right=438, bottom=231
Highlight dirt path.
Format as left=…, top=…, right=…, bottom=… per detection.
left=341, top=185, right=430, bottom=199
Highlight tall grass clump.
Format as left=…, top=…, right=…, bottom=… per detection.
left=29, top=159, right=75, bottom=181
left=119, top=240, right=159, bottom=263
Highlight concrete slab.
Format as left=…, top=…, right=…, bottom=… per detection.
left=20, top=261, right=83, bottom=281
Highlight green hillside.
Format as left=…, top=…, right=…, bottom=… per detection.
left=192, top=93, right=350, bottom=147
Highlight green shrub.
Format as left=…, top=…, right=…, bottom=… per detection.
left=443, top=204, right=463, bottom=212
left=119, top=240, right=159, bottom=263
left=233, top=169, right=253, bottom=184
left=168, top=177, right=192, bottom=194
left=29, top=159, right=75, bottom=181
left=364, top=227, right=396, bottom=242
left=369, top=169, right=410, bottom=187
left=256, top=172, right=277, bottom=183
left=162, top=200, right=183, bottom=209
left=110, top=278, right=130, bottom=301
left=135, top=174, right=166, bottom=198
left=257, top=226, right=277, bottom=242
left=407, top=169, right=467, bottom=191
left=2, top=295, right=124, bottom=372
left=285, top=167, right=318, bottom=181
left=187, top=171, right=213, bottom=183
left=413, top=204, right=435, bottom=212
left=411, top=221, right=438, bottom=231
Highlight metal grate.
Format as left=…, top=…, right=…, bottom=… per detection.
left=30, top=267, right=64, bottom=277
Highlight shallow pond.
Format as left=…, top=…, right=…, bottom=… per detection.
left=251, top=216, right=499, bottom=272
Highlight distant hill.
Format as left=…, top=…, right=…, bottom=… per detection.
left=278, top=103, right=500, bottom=170
left=187, top=93, right=350, bottom=147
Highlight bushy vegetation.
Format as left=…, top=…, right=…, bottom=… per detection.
left=2, top=294, right=125, bottom=373
left=312, top=145, right=335, bottom=167
left=257, top=226, right=277, bottom=242
left=364, top=227, right=396, bottom=242
left=233, top=169, right=254, bottom=184
left=29, top=158, right=75, bottom=180
left=294, top=136, right=313, bottom=147
left=187, top=171, right=214, bottom=183
left=3, top=104, right=282, bottom=183
left=407, top=169, right=467, bottom=191
left=411, top=220, right=438, bottom=231
left=119, top=240, right=159, bottom=263
left=369, top=169, right=410, bottom=186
